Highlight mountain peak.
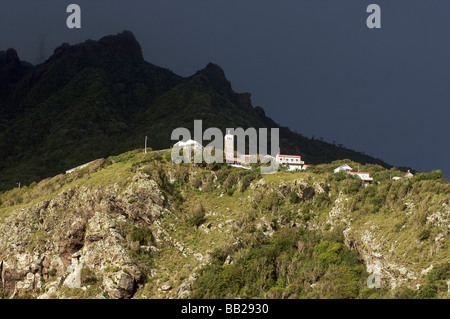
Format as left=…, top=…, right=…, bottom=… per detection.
left=200, top=62, right=227, bottom=81
left=51, top=30, right=143, bottom=63
left=98, top=30, right=142, bottom=56
left=204, top=62, right=225, bottom=72
left=0, top=48, right=32, bottom=86
left=192, top=62, right=233, bottom=96
left=0, top=48, right=19, bottom=63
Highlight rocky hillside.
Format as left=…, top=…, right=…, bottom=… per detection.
left=0, top=149, right=448, bottom=299
left=0, top=31, right=395, bottom=191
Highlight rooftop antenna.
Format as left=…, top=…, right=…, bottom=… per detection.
left=144, top=136, right=148, bottom=154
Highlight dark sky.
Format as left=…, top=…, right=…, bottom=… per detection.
left=1, top=1, right=449, bottom=177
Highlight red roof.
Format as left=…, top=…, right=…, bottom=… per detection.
left=278, top=154, right=301, bottom=158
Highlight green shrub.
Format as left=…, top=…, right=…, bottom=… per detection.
left=321, top=264, right=360, bottom=299
left=342, top=179, right=363, bottom=195
left=273, top=228, right=298, bottom=252
left=417, top=284, right=437, bottom=299
left=261, top=192, right=280, bottom=211
left=313, top=241, right=343, bottom=265
left=394, top=287, right=417, bottom=299
left=241, top=174, right=256, bottom=191
left=189, top=203, right=206, bottom=227
left=223, top=173, right=239, bottom=190
left=420, top=262, right=450, bottom=297
left=217, top=169, right=231, bottom=184
left=266, top=286, right=286, bottom=299
left=48, top=268, right=57, bottom=277
left=189, top=212, right=205, bottom=227
left=191, top=176, right=202, bottom=188
left=210, top=247, right=227, bottom=265
left=415, top=170, right=445, bottom=182
left=316, top=193, right=331, bottom=207
left=132, top=226, right=154, bottom=245
left=81, top=266, right=99, bottom=286
left=427, top=263, right=450, bottom=283
left=289, top=191, right=300, bottom=204
left=333, top=171, right=348, bottom=181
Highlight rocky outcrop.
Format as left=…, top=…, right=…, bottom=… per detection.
left=327, top=195, right=450, bottom=291
left=0, top=169, right=168, bottom=298
left=355, top=229, right=417, bottom=289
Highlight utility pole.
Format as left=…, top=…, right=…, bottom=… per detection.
left=145, top=136, right=148, bottom=154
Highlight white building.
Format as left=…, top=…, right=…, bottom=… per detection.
left=333, top=164, right=373, bottom=186
left=276, top=154, right=305, bottom=171
left=334, top=164, right=353, bottom=173
left=173, top=139, right=203, bottom=150
left=224, top=130, right=234, bottom=160
left=348, top=172, right=373, bottom=185
left=392, top=170, right=413, bottom=180
left=404, top=170, right=413, bottom=178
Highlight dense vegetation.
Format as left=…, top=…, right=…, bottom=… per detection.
left=192, top=226, right=368, bottom=299
left=0, top=31, right=394, bottom=191
left=188, top=161, right=449, bottom=299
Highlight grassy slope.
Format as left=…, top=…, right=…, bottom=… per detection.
left=0, top=149, right=448, bottom=299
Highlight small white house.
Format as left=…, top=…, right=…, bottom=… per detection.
left=404, top=170, right=413, bottom=178
left=392, top=170, right=413, bottom=180
left=334, top=164, right=353, bottom=173
left=276, top=154, right=305, bottom=171
left=173, top=139, right=203, bottom=150
left=348, top=172, right=373, bottom=185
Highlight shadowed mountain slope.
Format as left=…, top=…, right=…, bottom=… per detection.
left=0, top=31, right=393, bottom=190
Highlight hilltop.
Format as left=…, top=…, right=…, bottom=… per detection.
left=0, top=149, right=448, bottom=299
left=0, top=30, right=395, bottom=191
